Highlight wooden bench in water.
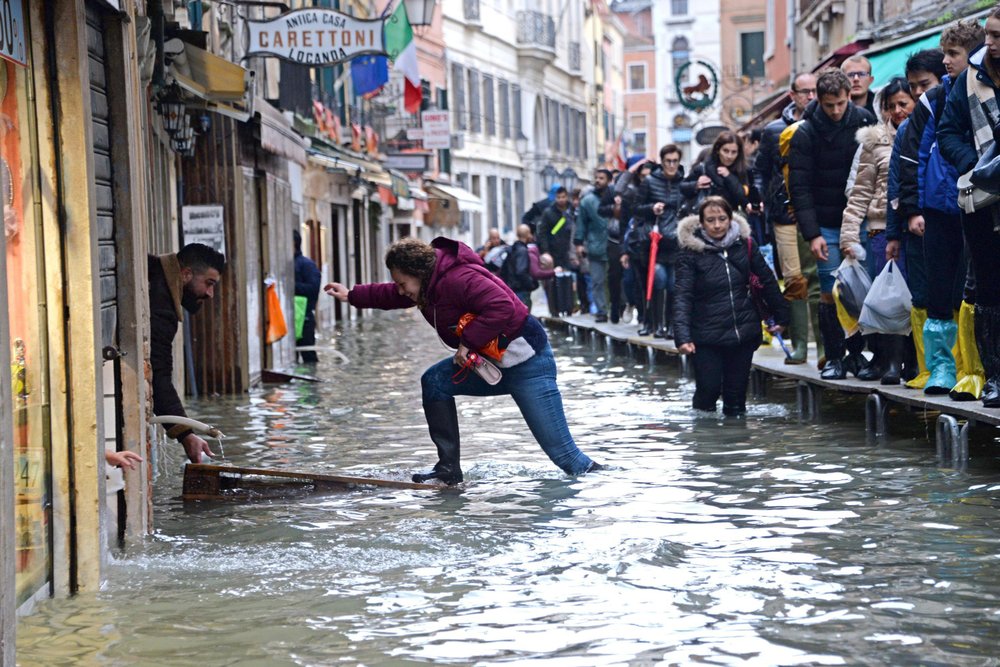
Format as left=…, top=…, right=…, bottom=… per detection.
left=182, top=463, right=442, bottom=500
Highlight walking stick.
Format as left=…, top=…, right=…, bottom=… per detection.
left=644, top=229, right=662, bottom=315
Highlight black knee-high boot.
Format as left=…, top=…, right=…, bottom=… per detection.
left=412, top=399, right=463, bottom=484
left=819, top=302, right=846, bottom=380
left=843, top=332, right=872, bottom=378
left=975, top=304, right=1000, bottom=408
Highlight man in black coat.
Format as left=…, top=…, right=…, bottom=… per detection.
left=787, top=67, right=875, bottom=380
left=294, top=230, right=322, bottom=363
left=537, top=187, right=575, bottom=316
left=148, top=243, right=226, bottom=463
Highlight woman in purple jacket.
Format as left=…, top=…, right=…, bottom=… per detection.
left=325, top=237, right=600, bottom=485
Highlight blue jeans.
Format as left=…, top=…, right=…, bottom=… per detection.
left=420, top=344, right=594, bottom=475
left=589, top=258, right=608, bottom=315
left=817, top=226, right=844, bottom=294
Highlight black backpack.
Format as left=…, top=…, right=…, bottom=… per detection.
left=499, top=241, right=536, bottom=293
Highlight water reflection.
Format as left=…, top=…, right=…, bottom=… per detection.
left=16, top=312, right=1000, bottom=666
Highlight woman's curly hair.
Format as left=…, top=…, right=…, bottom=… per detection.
left=384, top=238, right=437, bottom=303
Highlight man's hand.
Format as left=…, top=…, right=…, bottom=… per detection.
left=575, top=244, right=586, bottom=258
left=324, top=282, right=350, bottom=302
left=628, top=159, right=644, bottom=174
left=679, top=342, right=696, bottom=355
left=182, top=433, right=215, bottom=463
left=810, top=236, right=829, bottom=261
left=106, top=450, right=143, bottom=470
left=620, top=254, right=630, bottom=269
left=886, top=239, right=900, bottom=261
left=767, top=323, right=785, bottom=335
left=697, top=175, right=712, bottom=189
left=652, top=202, right=666, bottom=216
left=908, top=215, right=925, bottom=236
left=454, top=343, right=471, bottom=367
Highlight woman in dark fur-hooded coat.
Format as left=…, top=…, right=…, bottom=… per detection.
left=674, top=197, right=788, bottom=415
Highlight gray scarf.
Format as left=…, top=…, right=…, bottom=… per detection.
left=699, top=221, right=743, bottom=251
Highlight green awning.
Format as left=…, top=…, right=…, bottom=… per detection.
left=867, top=31, right=943, bottom=89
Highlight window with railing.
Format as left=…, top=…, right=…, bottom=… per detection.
left=463, top=0, right=480, bottom=22
left=516, top=10, right=555, bottom=49
left=568, top=41, right=581, bottom=71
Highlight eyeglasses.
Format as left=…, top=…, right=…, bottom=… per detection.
left=793, top=88, right=817, bottom=95
left=662, top=159, right=680, bottom=165
left=845, top=71, right=871, bottom=79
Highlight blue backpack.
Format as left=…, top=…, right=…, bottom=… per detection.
left=919, top=78, right=960, bottom=216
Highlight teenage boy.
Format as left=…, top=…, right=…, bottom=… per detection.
left=786, top=68, right=875, bottom=380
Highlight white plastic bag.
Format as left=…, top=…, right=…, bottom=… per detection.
left=833, top=246, right=871, bottom=319
left=858, top=260, right=912, bottom=335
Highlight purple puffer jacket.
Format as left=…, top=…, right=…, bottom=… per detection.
left=348, top=237, right=530, bottom=352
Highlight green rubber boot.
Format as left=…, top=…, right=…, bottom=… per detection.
left=786, top=299, right=809, bottom=364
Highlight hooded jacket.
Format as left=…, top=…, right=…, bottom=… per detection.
left=672, top=214, right=788, bottom=348
left=787, top=99, right=876, bottom=241
left=537, top=202, right=575, bottom=267
left=938, top=45, right=998, bottom=176
left=754, top=101, right=799, bottom=226
left=841, top=121, right=896, bottom=248
left=635, top=164, right=686, bottom=223
left=348, top=237, right=539, bottom=356
left=574, top=188, right=610, bottom=261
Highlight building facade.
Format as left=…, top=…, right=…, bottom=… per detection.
left=615, top=0, right=659, bottom=158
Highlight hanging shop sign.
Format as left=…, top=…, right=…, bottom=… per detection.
left=247, top=8, right=386, bottom=66
left=182, top=205, right=226, bottom=256
left=675, top=60, right=719, bottom=111
left=0, top=0, right=27, bottom=67
left=420, top=110, right=451, bottom=150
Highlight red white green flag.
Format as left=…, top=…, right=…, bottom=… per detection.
left=385, top=2, right=422, bottom=114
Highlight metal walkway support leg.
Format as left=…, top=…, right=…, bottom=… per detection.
left=936, top=415, right=961, bottom=464
left=865, top=394, right=889, bottom=444
left=796, top=381, right=820, bottom=421
left=646, top=346, right=656, bottom=368
left=750, top=369, right=768, bottom=399
left=605, top=335, right=613, bottom=354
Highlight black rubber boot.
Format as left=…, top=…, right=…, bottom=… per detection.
left=654, top=290, right=670, bottom=338
left=843, top=333, right=872, bottom=378
left=641, top=289, right=662, bottom=337
left=856, top=335, right=883, bottom=381
left=975, top=304, right=1000, bottom=408
left=412, top=399, right=463, bottom=485
left=880, top=334, right=904, bottom=385
left=657, top=291, right=675, bottom=339
left=818, top=302, right=847, bottom=380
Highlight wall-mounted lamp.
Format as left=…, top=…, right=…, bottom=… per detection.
left=157, top=85, right=187, bottom=136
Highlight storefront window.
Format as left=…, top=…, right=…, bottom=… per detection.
left=2, top=55, right=52, bottom=606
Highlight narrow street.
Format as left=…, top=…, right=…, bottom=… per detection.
left=15, top=313, right=1000, bottom=665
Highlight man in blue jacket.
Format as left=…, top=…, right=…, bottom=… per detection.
left=575, top=170, right=613, bottom=322
left=294, top=230, right=322, bottom=363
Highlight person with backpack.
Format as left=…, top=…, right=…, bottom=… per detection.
left=786, top=67, right=876, bottom=380
left=501, top=224, right=558, bottom=311
left=633, top=143, right=686, bottom=338
left=755, top=72, right=822, bottom=366
left=936, top=9, right=1000, bottom=409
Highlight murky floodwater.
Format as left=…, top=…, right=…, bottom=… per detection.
left=16, top=310, right=1000, bottom=666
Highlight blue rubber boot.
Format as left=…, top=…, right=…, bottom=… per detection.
left=923, top=318, right=958, bottom=396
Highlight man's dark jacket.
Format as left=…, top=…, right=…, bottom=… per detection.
left=294, top=251, right=322, bottom=329
left=148, top=254, right=194, bottom=442
left=787, top=99, right=876, bottom=241
left=536, top=203, right=574, bottom=267
left=754, top=101, right=798, bottom=227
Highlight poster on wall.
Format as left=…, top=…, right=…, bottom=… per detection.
left=182, top=205, right=226, bottom=256
left=0, top=0, right=26, bottom=67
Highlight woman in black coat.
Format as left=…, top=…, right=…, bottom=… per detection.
left=674, top=196, right=788, bottom=416
left=682, top=131, right=751, bottom=214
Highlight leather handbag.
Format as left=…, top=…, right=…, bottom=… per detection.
left=959, top=143, right=1000, bottom=213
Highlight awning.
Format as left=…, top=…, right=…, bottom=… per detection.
left=865, top=30, right=943, bottom=89
left=425, top=183, right=483, bottom=213
left=165, top=39, right=251, bottom=120
left=256, top=98, right=308, bottom=166
left=813, top=40, right=872, bottom=73
left=363, top=170, right=393, bottom=188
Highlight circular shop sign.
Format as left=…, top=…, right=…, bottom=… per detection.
left=675, top=60, right=719, bottom=111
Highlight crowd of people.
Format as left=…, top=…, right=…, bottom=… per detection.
left=496, top=13, right=1000, bottom=414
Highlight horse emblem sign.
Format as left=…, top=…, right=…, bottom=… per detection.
left=675, top=60, right=719, bottom=111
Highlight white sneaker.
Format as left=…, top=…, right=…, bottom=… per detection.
left=621, top=307, right=634, bottom=324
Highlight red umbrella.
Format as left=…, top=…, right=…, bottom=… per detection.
left=645, top=230, right=662, bottom=302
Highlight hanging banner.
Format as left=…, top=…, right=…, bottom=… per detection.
left=0, top=0, right=26, bottom=67
left=247, top=8, right=386, bottom=66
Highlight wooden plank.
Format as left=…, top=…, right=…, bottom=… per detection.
left=182, top=463, right=443, bottom=500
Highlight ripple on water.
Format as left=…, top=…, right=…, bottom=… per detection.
left=15, top=312, right=1000, bottom=666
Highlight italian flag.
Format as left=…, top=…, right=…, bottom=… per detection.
left=386, top=2, right=422, bottom=114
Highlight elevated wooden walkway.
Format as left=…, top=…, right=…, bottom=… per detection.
left=540, top=313, right=1000, bottom=463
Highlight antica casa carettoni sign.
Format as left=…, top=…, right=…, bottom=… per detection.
left=248, top=8, right=386, bottom=66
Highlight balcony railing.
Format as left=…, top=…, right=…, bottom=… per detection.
left=517, top=11, right=555, bottom=50
left=464, top=0, right=480, bottom=22
left=568, top=41, right=581, bottom=71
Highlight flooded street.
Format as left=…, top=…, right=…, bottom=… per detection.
left=16, top=311, right=1000, bottom=666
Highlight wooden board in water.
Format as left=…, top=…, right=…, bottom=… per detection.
left=182, top=463, right=444, bottom=500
